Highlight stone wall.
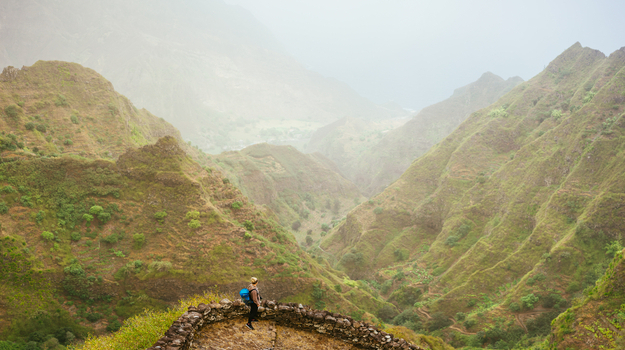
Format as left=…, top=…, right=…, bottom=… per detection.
left=147, top=299, right=424, bottom=350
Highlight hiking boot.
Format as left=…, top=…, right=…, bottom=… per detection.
left=246, top=323, right=254, bottom=330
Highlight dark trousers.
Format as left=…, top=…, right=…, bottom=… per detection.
left=248, top=303, right=258, bottom=324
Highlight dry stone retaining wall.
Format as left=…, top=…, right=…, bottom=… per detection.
left=147, top=299, right=424, bottom=350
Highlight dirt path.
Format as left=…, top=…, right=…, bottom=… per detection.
left=192, top=319, right=357, bottom=349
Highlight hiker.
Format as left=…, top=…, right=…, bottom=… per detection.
left=246, top=277, right=261, bottom=330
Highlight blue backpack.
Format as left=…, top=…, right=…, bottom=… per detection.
left=240, top=288, right=252, bottom=305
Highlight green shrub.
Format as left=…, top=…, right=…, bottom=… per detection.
left=101, top=234, right=119, bottom=244
left=463, top=318, right=477, bottom=329
left=291, top=220, right=301, bottom=231
left=231, top=201, right=243, bottom=209
left=373, top=207, right=383, bottom=214
left=70, top=232, right=82, bottom=241
left=89, top=205, right=103, bottom=215
left=36, top=124, right=47, bottom=133
left=70, top=115, right=79, bottom=124
left=41, top=231, right=54, bottom=241
left=25, top=122, right=35, bottom=130
left=306, top=235, right=313, bottom=246
left=377, top=305, right=397, bottom=322
left=427, top=312, right=452, bottom=331
left=185, top=211, right=200, bottom=220
left=605, top=240, right=624, bottom=258
left=0, top=202, right=8, bottom=214
left=244, top=232, right=252, bottom=240
left=551, top=109, right=563, bottom=120
left=583, top=91, right=596, bottom=104
left=154, top=211, right=167, bottom=223
left=1, top=186, right=15, bottom=194
left=321, top=223, right=330, bottom=232
left=334, top=284, right=342, bottom=293
left=188, top=220, right=201, bottom=229
left=133, top=233, right=145, bottom=249
left=521, top=293, right=539, bottom=309
left=82, top=213, right=94, bottom=225
left=488, top=107, right=508, bottom=118
left=455, top=312, right=466, bottom=321
left=508, top=302, right=521, bottom=312
left=55, top=94, right=68, bottom=106
left=149, top=261, right=173, bottom=272
left=4, top=105, right=19, bottom=120
left=243, top=220, right=255, bottom=231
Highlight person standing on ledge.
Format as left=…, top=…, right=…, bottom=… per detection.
left=246, top=277, right=261, bottom=330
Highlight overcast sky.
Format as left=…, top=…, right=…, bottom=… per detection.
left=224, top=0, right=625, bottom=110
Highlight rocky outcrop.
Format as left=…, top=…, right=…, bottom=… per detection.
left=148, top=299, right=423, bottom=350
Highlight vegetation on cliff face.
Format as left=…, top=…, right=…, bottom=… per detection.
left=216, top=143, right=365, bottom=247
left=321, top=42, right=625, bottom=348
left=549, top=248, right=625, bottom=349
left=0, top=61, right=394, bottom=347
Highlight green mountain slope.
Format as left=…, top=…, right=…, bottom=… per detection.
left=0, top=0, right=406, bottom=152
left=306, top=73, right=521, bottom=195
left=549, top=248, right=625, bottom=349
left=216, top=143, right=365, bottom=246
left=321, top=42, right=625, bottom=346
left=352, top=72, right=523, bottom=195
left=0, top=62, right=391, bottom=345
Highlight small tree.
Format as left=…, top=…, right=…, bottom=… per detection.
left=231, top=201, right=243, bottom=209
left=185, top=211, right=200, bottom=220
left=306, top=235, right=313, bottom=246
left=4, top=105, right=18, bottom=120
left=321, top=223, right=330, bottom=232
left=41, top=231, right=54, bottom=241
left=521, top=293, right=539, bottom=310
left=89, top=206, right=103, bottom=215
left=188, top=220, right=201, bottom=229
left=154, top=211, right=167, bottom=223
left=243, top=220, right=255, bottom=231
left=291, top=220, right=301, bottom=231
left=133, top=233, right=145, bottom=249
left=82, top=213, right=94, bottom=226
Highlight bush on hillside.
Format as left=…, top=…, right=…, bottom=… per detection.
left=508, top=302, right=521, bottom=312
left=377, top=304, right=398, bottom=322
left=188, top=220, right=201, bottom=229
left=0, top=202, right=8, bottom=214
left=243, top=220, right=254, bottom=231
left=55, top=94, right=68, bottom=106
left=25, top=122, right=35, bottom=130
left=133, top=234, right=145, bottom=249
left=185, top=211, right=200, bottom=220
left=427, top=312, right=452, bottom=332
left=36, top=124, right=46, bottom=132
left=41, top=231, right=54, bottom=241
left=521, top=293, right=539, bottom=309
left=291, top=220, right=301, bottom=231
left=4, top=105, right=19, bottom=120
left=231, top=201, right=242, bottom=209
left=154, top=211, right=167, bottom=223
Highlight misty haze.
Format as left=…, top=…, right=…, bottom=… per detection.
left=0, top=1, right=624, bottom=349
